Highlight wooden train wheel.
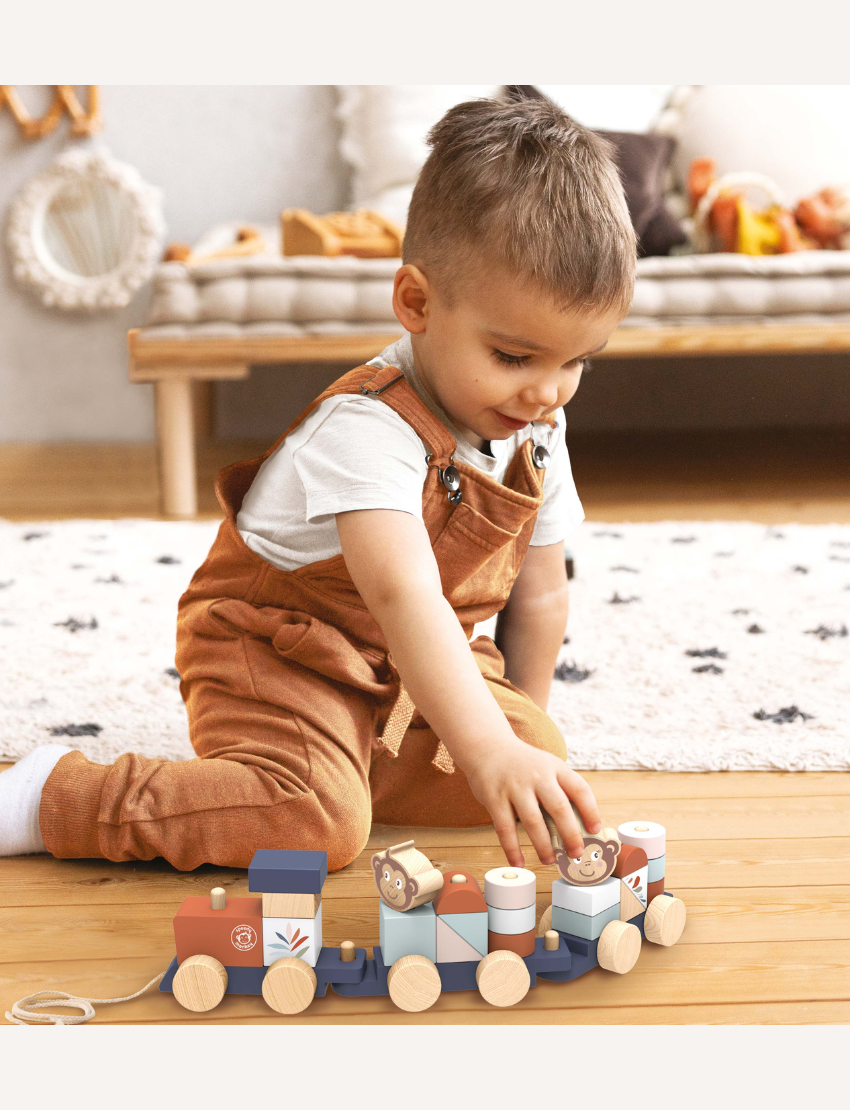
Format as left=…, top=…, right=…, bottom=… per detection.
left=476, top=949, right=530, bottom=1007
left=386, top=954, right=442, bottom=1012
left=537, top=904, right=553, bottom=936
left=597, top=920, right=641, bottom=974
left=262, top=957, right=317, bottom=1015
left=172, top=954, right=228, bottom=1012
left=645, top=895, right=687, bottom=946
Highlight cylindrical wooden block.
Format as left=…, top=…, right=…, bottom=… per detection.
left=544, top=929, right=559, bottom=952
left=340, top=940, right=356, bottom=963
left=487, top=903, right=536, bottom=935
left=617, top=821, right=666, bottom=860
left=488, top=928, right=535, bottom=958
left=645, top=895, right=687, bottom=947
left=210, top=887, right=226, bottom=910
left=262, top=957, right=317, bottom=1015
left=386, top=954, right=442, bottom=1013
left=597, top=920, right=641, bottom=974
left=172, top=954, right=228, bottom=1012
left=484, top=867, right=536, bottom=909
left=476, top=949, right=531, bottom=1008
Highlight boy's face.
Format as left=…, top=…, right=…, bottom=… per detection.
left=394, top=262, right=624, bottom=449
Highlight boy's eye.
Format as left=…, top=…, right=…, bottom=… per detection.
left=492, top=349, right=532, bottom=367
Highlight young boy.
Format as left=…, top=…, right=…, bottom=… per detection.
left=0, top=96, right=635, bottom=873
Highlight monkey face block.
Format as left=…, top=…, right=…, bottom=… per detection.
left=556, top=829, right=621, bottom=887
left=372, top=839, right=443, bottom=911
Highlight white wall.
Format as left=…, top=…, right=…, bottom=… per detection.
left=0, top=85, right=347, bottom=441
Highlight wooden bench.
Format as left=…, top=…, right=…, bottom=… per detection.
left=128, top=323, right=850, bottom=517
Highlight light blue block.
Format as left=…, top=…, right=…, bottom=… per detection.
left=440, top=912, right=488, bottom=957
left=379, top=901, right=436, bottom=967
left=552, top=902, right=619, bottom=940
left=648, top=854, right=665, bottom=883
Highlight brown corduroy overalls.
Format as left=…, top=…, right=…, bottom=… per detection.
left=40, top=363, right=567, bottom=871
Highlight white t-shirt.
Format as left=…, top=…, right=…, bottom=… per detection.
left=237, top=334, right=584, bottom=572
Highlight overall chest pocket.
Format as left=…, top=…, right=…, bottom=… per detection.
left=431, top=500, right=528, bottom=601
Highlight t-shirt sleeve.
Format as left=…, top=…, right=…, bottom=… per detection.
left=528, top=408, right=585, bottom=546
left=292, top=396, right=429, bottom=523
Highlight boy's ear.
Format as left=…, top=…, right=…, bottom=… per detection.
left=392, top=264, right=430, bottom=334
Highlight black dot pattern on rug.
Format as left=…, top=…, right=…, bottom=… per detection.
left=0, top=579, right=15, bottom=589
left=95, top=574, right=124, bottom=585
left=767, top=530, right=785, bottom=539
left=686, top=647, right=728, bottom=659
left=53, top=616, right=98, bottom=633
left=731, top=608, right=752, bottom=615
left=49, top=722, right=103, bottom=737
left=22, top=531, right=48, bottom=541
left=714, top=551, right=735, bottom=558
left=156, top=555, right=181, bottom=565
left=792, top=565, right=809, bottom=574
left=164, top=667, right=181, bottom=679
left=805, top=624, right=848, bottom=641
left=593, top=530, right=623, bottom=539
left=831, top=541, right=850, bottom=549
left=747, top=623, right=765, bottom=634
left=562, top=636, right=570, bottom=645
left=829, top=555, right=850, bottom=564
left=671, top=536, right=697, bottom=544
left=610, top=565, right=639, bottom=573
left=608, top=591, right=640, bottom=605
left=554, top=661, right=594, bottom=683
left=753, top=705, right=813, bottom=724
left=693, top=663, right=724, bottom=674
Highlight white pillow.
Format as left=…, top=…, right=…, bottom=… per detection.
left=661, top=86, right=850, bottom=205
left=336, top=85, right=501, bottom=227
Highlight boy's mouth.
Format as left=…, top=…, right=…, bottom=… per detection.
left=494, top=411, right=530, bottom=431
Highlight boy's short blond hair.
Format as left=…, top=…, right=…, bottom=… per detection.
left=403, top=97, right=636, bottom=315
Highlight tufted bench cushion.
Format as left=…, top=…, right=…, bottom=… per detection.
left=142, top=245, right=850, bottom=339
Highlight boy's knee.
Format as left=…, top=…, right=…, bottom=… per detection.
left=508, top=701, right=568, bottom=762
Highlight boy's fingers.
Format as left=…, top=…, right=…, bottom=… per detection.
left=540, top=790, right=584, bottom=859
left=514, top=795, right=557, bottom=866
left=490, top=805, right=524, bottom=868
left=559, top=768, right=602, bottom=836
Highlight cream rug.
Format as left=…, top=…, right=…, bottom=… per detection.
left=1, top=518, right=848, bottom=771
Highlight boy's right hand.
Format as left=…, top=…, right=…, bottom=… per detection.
left=461, top=734, right=601, bottom=869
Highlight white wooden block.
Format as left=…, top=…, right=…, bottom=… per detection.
left=486, top=903, right=536, bottom=935
left=262, top=905, right=322, bottom=967
left=617, top=821, right=666, bottom=860
left=552, top=875, right=621, bottom=916
left=483, top=867, right=536, bottom=909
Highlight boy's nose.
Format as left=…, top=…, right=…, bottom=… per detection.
left=518, top=381, right=560, bottom=410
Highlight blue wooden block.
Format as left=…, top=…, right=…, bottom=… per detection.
left=248, top=849, right=327, bottom=894
left=552, top=902, right=619, bottom=940
left=648, top=854, right=665, bottom=883
left=332, top=947, right=391, bottom=998
left=314, top=945, right=367, bottom=997
left=437, top=959, right=480, bottom=992
left=379, top=901, right=436, bottom=966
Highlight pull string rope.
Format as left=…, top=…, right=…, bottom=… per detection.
left=6, top=970, right=166, bottom=1025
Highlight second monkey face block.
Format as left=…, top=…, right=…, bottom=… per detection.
left=556, top=829, right=622, bottom=887
left=372, top=839, right=444, bottom=911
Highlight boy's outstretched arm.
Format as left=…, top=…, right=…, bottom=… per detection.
left=336, top=508, right=601, bottom=867
left=494, top=541, right=571, bottom=712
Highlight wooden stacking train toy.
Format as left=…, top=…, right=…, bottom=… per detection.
left=160, top=816, right=686, bottom=1014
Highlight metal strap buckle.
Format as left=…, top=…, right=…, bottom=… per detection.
left=358, top=371, right=405, bottom=397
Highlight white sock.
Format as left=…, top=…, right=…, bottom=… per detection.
left=0, top=744, right=74, bottom=856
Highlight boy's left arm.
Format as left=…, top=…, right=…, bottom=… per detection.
left=494, top=541, right=570, bottom=712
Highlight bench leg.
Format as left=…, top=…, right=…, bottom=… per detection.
left=154, top=378, right=197, bottom=517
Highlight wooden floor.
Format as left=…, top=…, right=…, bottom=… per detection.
left=1, top=429, right=848, bottom=1024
